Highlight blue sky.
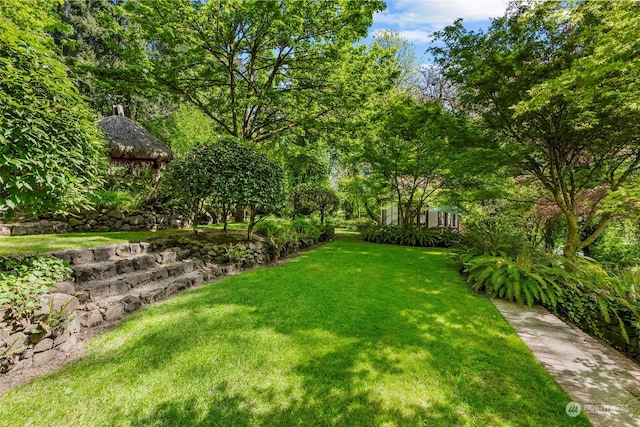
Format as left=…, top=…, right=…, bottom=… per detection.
left=366, top=0, right=509, bottom=64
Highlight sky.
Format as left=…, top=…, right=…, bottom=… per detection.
left=365, top=0, right=510, bottom=64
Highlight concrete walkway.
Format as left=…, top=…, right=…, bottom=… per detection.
left=492, top=299, right=640, bottom=426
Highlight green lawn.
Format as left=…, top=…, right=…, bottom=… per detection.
left=0, top=236, right=589, bottom=426
left=0, top=229, right=182, bottom=257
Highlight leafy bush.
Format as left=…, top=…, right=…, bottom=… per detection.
left=459, top=221, right=525, bottom=258
left=320, top=224, right=335, bottom=242
left=463, top=248, right=566, bottom=307
left=290, top=218, right=322, bottom=241
left=90, top=190, right=139, bottom=211
left=457, top=224, right=640, bottom=349
left=254, top=220, right=281, bottom=239
left=552, top=259, right=640, bottom=344
left=0, top=256, right=72, bottom=319
left=360, top=225, right=442, bottom=247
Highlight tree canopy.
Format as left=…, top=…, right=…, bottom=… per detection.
left=164, top=137, right=285, bottom=236
left=432, top=0, right=640, bottom=260
left=102, top=0, right=388, bottom=144
left=0, top=0, right=105, bottom=217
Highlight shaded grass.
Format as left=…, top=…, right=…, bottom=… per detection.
left=0, top=235, right=590, bottom=426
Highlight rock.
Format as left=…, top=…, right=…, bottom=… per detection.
left=33, top=349, right=55, bottom=365
left=54, top=328, right=70, bottom=346
left=57, top=334, right=77, bottom=353
left=67, top=317, right=80, bottom=334
left=108, top=210, right=125, bottom=220
left=7, top=332, right=26, bottom=354
left=79, top=309, right=103, bottom=328
left=67, top=249, right=94, bottom=265
left=93, top=246, right=116, bottom=262
left=54, top=281, right=76, bottom=295
left=103, top=304, right=125, bottom=321
left=0, top=225, right=12, bottom=236
left=33, top=338, right=54, bottom=353
left=20, top=348, right=34, bottom=360
left=120, top=295, right=142, bottom=313
left=48, top=293, right=80, bottom=315
left=11, top=356, right=33, bottom=372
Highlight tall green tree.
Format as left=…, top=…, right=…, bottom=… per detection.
left=164, top=137, right=285, bottom=237
left=109, top=0, right=386, bottom=144
left=359, top=95, right=454, bottom=228
left=0, top=0, right=105, bottom=217
left=432, top=0, right=640, bottom=260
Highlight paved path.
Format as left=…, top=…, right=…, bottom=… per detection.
left=492, top=299, right=640, bottom=426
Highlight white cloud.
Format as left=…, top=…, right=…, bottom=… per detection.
left=374, top=0, right=509, bottom=29
left=397, top=29, right=434, bottom=43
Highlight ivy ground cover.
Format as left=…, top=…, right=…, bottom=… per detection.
left=0, top=235, right=588, bottom=426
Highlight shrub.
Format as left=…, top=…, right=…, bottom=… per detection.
left=360, top=225, right=441, bottom=247
left=0, top=256, right=72, bottom=319
left=553, top=258, right=640, bottom=344
left=290, top=218, right=322, bottom=241
left=463, top=248, right=565, bottom=307
left=90, top=190, right=139, bottom=211
left=254, top=220, right=281, bottom=239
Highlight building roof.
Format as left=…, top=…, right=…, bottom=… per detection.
left=97, top=108, right=174, bottom=166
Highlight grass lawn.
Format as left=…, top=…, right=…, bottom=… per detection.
left=0, top=224, right=257, bottom=257
left=0, top=229, right=183, bottom=257
left=0, top=235, right=590, bottom=426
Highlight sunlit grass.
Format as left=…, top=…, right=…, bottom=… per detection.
left=0, top=235, right=589, bottom=426
left=0, top=229, right=186, bottom=257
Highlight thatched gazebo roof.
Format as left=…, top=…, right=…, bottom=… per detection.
left=98, top=105, right=174, bottom=170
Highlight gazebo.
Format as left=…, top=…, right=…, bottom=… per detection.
left=98, top=105, right=174, bottom=180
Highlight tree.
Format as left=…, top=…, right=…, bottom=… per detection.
left=432, top=0, right=640, bottom=261
left=371, top=29, right=417, bottom=91
left=290, top=183, right=340, bottom=224
left=0, top=0, right=105, bottom=217
left=164, top=137, right=285, bottom=237
left=108, top=0, right=386, bottom=144
left=359, top=95, right=453, bottom=228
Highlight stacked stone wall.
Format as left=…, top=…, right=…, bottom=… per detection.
left=0, top=282, right=80, bottom=374
left=0, top=209, right=189, bottom=236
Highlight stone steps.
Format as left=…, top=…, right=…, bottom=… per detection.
left=50, top=242, right=226, bottom=328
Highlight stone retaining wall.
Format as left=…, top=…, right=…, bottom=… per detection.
left=0, top=282, right=80, bottom=374
left=0, top=209, right=190, bottom=236
left=597, top=316, right=640, bottom=362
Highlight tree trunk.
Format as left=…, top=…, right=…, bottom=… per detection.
left=563, top=213, right=580, bottom=263
left=247, top=206, right=256, bottom=240
left=234, top=204, right=245, bottom=223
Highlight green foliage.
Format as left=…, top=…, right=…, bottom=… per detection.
left=0, top=0, right=106, bottom=217
left=89, top=190, right=139, bottom=211
left=360, top=225, right=442, bottom=248
left=432, top=0, right=640, bottom=260
left=115, top=0, right=387, bottom=143
left=163, top=137, right=286, bottom=235
left=145, top=104, right=216, bottom=157
left=458, top=221, right=526, bottom=259
left=253, top=220, right=282, bottom=239
left=358, top=95, right=454, bottom=228
left=463, top=249, right=565, bottom=307
left=590, top=220, right=640, bottom=268
left=290, top=184, right=340, bottom=223
left=0, top=256, right=72, bottom=319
